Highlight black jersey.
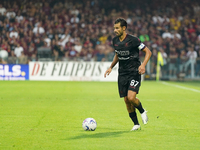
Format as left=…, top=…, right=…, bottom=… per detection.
left=112, top=34, right=146, bottom=75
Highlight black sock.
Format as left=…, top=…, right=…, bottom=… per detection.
left=129, top=111, right=139, bottom=125
left=135, top=102, right=144, bottom=114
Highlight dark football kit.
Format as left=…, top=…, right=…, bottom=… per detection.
left=112, top=34, right=146, bottom=97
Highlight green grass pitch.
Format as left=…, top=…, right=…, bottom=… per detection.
left=0, top=81, right=200, bottom=150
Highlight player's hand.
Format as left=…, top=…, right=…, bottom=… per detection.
left=104, top=67, right=112, bottom=78
left=138, top=65, right=145, bottom=74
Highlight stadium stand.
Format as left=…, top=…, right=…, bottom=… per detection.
left=0, top=0, right=200, bottom=78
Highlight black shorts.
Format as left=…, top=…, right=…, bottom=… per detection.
left=118, top=73, right=141, bottom=98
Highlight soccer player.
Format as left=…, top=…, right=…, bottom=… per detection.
left=104, top=18, right=152, bottom=131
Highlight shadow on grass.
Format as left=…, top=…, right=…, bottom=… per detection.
left=66, top=130, right=130, bottom=140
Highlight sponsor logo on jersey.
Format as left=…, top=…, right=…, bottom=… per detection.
left=115, top=50, right=130, bottom=56
left=118, top=57, right=130, bottom=60
left=114, top=44, right=118, bottom=46
left=115, top=50, right=130, bottom=60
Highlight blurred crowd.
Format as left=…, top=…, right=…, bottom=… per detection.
left=0, top=0, right=200, bottom=76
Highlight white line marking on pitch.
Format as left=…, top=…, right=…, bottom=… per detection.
left=161, top=82, right=200, bottom=93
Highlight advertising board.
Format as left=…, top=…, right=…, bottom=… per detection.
left=29, top=62, right=118, bottom=81
left=0, top=64, right=29, bottom=80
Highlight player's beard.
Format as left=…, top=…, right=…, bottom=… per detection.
left=116, top=30, right=123, bottom=37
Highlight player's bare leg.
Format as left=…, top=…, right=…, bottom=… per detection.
left=124, top=96, right=135, bottom=113
left=124, top=96, right=141, bottom=131
left=127, top=90, right=148, bottom=124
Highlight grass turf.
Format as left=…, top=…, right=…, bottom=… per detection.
left=0, top=81, right=200, bottom=150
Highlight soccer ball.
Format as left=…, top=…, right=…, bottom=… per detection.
left=82, top=118, right=97, bottom=131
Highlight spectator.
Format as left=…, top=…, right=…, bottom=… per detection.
left=159, top=48, right=168, bottom=76
left=52, top=41, right=64, bottom=61
left=0, top=4, right=6, bottom=15
left=184, top=46, right=198, bottom=74
left=9, top=29, right=18, bottom=38
left=14, top=43, right=24, bottom=57
left=170, top=15, right=181, bottom=31
left=195, top=50, right=200, bottom=76
left=98, top=32, right=108, bottom=44
left=26, top=43, right=36, bottom=61
left=70, top=6, right=79, bottom=16
left=179, top=50, right=188, bottom=73
left=139, top=29, right=150, bottom=43
left=152, top=14, right=163, bottom=24
left=0, top=49, right=8, bottom=63
left=186, top=46, right=198, bottom=60
left=169, top=47, right=178, bottom=76
left=74, top=38, right=82, bottom=53
left=162, top=29, right=172, bottom=39
left=6, top=8, right=16, bottom=19
left=44, top=34, right=51, bottom=47
left=34, top=36, right=41, bottom=47
left=15, top=11, right=23, bottom=23
left=18, top=51, right=28, bottom=64
left=95, top=42, right=106, bottom=62
left=59, top=29, right=71, bottom=48
left=0, top=58, right=7, bottom=64
left=187, top=24, right=196, bottom=35
left=46, top=29, right=54, bottom=40
left=65, top=46, right=78, bottom=61
left=43, top=2, right=51, bottom=15
left=190, top=32, right=198, bottom=43
left=32, top=22, right=45, bottom=34
left=151, top=48, right=157, bottom=74
left=7, top=50, right=17, bottom=64
left=171, top=30, right=181, bottom=39
left=70, top=15, right=79, bottom=24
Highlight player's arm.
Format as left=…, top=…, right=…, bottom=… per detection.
left=104, top=53, right=119, bottom=78
left=138, top=47, right=152, bottom=74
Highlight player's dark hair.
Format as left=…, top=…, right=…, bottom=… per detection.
left=114, top=18, right=127, bottom=29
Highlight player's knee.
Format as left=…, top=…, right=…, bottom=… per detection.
left=128, top=96, right=138, bottom=105
left=127, top=95, right=135, bottom=102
